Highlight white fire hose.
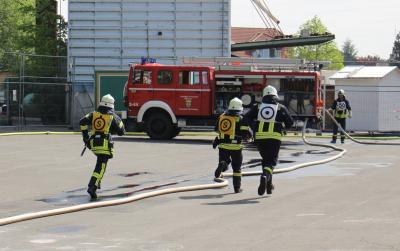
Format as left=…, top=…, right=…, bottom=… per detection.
left=0, top=123, right=345, bottom=226
left=324, top=108, right=400, bottom=146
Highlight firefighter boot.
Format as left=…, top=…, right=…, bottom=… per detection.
left=233, top=174, right=242, bottom=193
left=331, top=136, right=337, bottom=144
left=266, top=172, right=274, bottom=195
left=87, top=186, right=97, bottom=200
left=341, top=136, right=345, bottom=144
left=258, top=175, right=267, bottom=196
left=214, top=161, right=228, bottom=178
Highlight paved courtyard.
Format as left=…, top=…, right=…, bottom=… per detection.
left=0, top=134, right=400, bottom=250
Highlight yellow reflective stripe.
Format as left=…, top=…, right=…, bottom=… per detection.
left=240, top=126, right=249, bottom=130
left=233, top=172, right=242, bottom=177
left=255, top=132, right=281, bottom=140
left=95, top=163, right=107, bottom=186
left=92, top=150, right=112, bottom=155
left=80, top=125, right=88, bottom=130
left=119, top=121, right=124, bottom=128
left=92, top=172, right=101, bottom=179
left=218, top=143, right=243, bottom=150
left=258, top=121, right=264, bottom=133
left=264, top=167, right=273, bottom=174
left=85, top=114, right=90, bottom=118
left=268, top=122, right=274, bottom=133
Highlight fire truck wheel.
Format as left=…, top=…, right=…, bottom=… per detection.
left=145, top=112, right=174, bottom=140
left=172, top=127, right=181, bottom=138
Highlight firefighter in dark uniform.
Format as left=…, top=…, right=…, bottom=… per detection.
left=329, top=89, right=352, bottom=144
left=80, top=94, right=125, bottom=199
left=214, top=97, right=250, bottom=193
left=244, top=86, right=293, bottom=196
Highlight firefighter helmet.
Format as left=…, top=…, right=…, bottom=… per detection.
left=99, top=94, right=115, bottom=109
left=228, top=97, right=243, bottom=111
left=338, top=89, right=345, bottom=95
left=263, top=85, right=278, bottom=97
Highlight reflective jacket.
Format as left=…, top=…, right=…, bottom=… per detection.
left=244, top=96, right=293, bottom=141
left=215, top=110, right=250, bottom=150
left=80, top=106, right=125, bottom=157
left=331, top=98, right=351, bottom=119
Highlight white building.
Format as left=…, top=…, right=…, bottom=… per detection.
left=330, top=66, right=400, bottom=132
left=68, top=0, right=231, bottom=83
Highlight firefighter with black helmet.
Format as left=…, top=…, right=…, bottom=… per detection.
left=80, top=94, right=125, bottom=200
left=244, top=85, right=293, bottom=196
left=329, top=89, right=352, bottom=144
left=214, top=97, right=251, bottom=193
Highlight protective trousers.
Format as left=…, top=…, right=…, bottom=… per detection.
left=256, top=139, right=281, bottom=195
left=219, top=148, right=243, bottom=191
left=332, top=118, right=346, bottom=142
left=88, top=154, right=109, bottom=191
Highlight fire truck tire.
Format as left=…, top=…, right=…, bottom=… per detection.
left=145, top=112, right=174, bottom=140
left=172, top=127, right=181, bottom=138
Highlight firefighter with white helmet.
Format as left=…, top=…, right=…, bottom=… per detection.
left=79, top=94, right=125, bottom=200
left=243, top=85, right=293, bottom=196
left=213, top=97, right=251, bottom=193
left=329, top=89, right=352, bottom=144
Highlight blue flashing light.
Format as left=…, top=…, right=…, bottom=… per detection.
left=141, top=57, right=157, bottom=65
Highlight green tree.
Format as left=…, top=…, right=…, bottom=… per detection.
left=342, top=39, right=358, bottom=65
left=389, top=32, right=400, bottom=68
left=289, top=16, right=344, bottom=70
left=0, top=1, right=36, bottom=70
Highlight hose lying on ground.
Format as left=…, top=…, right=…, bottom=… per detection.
left=0, top=121, right=345, bottom=226
left=0, top=180, right=229, bottom=226
left=223, top=118, right=346, bottom=177
left=324, top=108, right=400, bottom=146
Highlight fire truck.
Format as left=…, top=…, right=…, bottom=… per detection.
left=123, top=58, right=323, bottom=139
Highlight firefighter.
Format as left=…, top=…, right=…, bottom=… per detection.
left=80, top=94, right=125, bottom=199
left=329, top=89, right=352, bottom=144
left=213, top=97, right=250, bottom=193
left=244, top=85, right=293, bottom=196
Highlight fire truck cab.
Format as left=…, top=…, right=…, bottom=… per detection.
left=124, top=61, right=322, bottom=139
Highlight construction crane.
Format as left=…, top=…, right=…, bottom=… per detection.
left=250, top=0, right=283, bottom=34
left=231, top=0, right=335, bottom=52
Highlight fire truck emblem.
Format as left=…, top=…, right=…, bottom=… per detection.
left=185, top=98, right=192, bottom=108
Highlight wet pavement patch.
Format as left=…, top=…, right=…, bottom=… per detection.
left=37, top=180, right=191, bottom=205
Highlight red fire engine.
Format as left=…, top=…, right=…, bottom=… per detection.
left=123, top=58, right=323, bottom=139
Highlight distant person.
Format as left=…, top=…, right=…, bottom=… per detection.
left=296, top=92, right=305, bottom=114
left=80, top=94, right=125, bottom=200
left=329, top=89, right=352, bottom=144
left=213, top=98, right=250, bottom=193
left=244, top=86, right=294, bottom=196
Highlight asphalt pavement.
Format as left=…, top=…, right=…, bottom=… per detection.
left=0, top=134, right=399, bottom=250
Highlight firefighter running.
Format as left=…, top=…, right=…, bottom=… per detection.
left=244, top=86, right=294, bottom=195
left=213, top=98, right=251, bottom=193
left=80, top=94, right=125, bottom=200
left=329, top=89, right=352, bottom=144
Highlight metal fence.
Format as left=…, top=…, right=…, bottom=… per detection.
left=0, top=52, right=70, bottom=131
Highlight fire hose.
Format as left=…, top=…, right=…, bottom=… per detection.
left=0, top=122, right=346, bottom=226
left=324, top=108, right=400, bottom=146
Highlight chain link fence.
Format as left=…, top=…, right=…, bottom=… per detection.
left=0, top=52, right=70, bottom=131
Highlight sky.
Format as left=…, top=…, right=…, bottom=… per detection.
left=58, top=0, right=399, bottom=59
